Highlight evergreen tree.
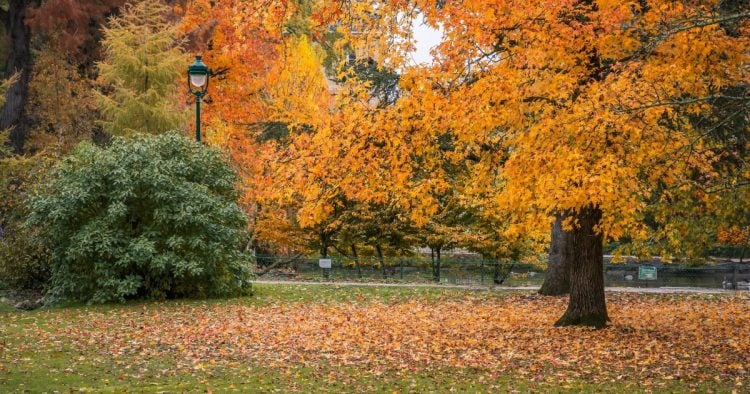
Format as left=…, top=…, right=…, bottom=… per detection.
left=96, top=0, right=186, bottom=136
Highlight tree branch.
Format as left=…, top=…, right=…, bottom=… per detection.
left=254, top=253, right=303, bottom=276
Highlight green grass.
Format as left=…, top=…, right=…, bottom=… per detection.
left=0, top=283, right=741, bottom=393
left=4, top=362, right=728, bottom=393
left=0, top=300, right=15, bottom=313
left=2, top=346, right=728, bottom=394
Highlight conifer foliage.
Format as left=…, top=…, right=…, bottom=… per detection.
left=96, top=0, right=186, bottom=136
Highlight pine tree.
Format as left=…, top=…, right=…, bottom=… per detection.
left=96, top=0, right=186, bottom=136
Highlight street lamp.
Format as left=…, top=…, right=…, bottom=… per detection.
left=188, top=55, right=210, bottom=143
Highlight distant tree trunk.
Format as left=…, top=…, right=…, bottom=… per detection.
left=1, top=0, right=33, bottom=153
left=493, top=262, right=502, bottom=284
left=376, top=244, right=386, bottom=279
left=555, top=206, right=609, bottom=328
left=319, top=232, right=328, bottom=258
left=320, top=231, right=330, bottom=279
left=492, top=261, right=515, bottom=285
left=539, top=214, right=570, bottom=295
left=350, top=244, right=362, bottom=279
left=431, top=245, right=442, bottom=282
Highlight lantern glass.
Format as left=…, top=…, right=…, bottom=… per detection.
left=190, top=73, right=207, bottom=88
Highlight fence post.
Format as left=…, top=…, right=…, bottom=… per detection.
left=400, top=258, right=404, bottom=279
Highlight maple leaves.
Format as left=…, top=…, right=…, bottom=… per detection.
left=334, top=0, right=750, bottom=243
left=2, top=289, right=749, bottom=387
left=718, top=226, right=750, bottom=246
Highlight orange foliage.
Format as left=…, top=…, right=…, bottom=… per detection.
left=335, top=0, right=750, bottom=241
left=176, top=0, right=748, bottom=261
left=178, top=0, right=325, bottom=249
left=718, top=226, right=750, bottom=246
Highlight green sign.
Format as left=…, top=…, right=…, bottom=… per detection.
left=638, top=266, right=657, bottom=280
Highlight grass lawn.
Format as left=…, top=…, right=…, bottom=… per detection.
left=1, top=283, right=748, bottom=393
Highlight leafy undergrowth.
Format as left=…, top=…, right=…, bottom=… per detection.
left=1, top=284, right=748, bottom=392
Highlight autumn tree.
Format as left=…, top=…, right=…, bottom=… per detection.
left=96, top=0, right=186, bottom=136
left=0, top=0, right=34, bottom=152
left=0, top=0, right=124, bottom=152
left=332, top=0, right=750, bottom=327
left=26, top=0, right=124, bottom=64
left=181, top=1, right=418, bottom=264
left=25, top=45, right=99, bottom=153
left=177, top=1, right=305, bottom=256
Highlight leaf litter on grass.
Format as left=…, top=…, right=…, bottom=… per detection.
left=2, top=292, right=749, bottom=388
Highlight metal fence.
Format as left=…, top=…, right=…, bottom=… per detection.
left=256, top=255, right=750, bottom=289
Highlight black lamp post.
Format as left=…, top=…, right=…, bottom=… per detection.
left=188, top=55, right=210, bottom=143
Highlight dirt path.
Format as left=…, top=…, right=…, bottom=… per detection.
left=252, top=280, right=738, bottom=294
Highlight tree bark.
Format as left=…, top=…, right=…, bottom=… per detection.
left=376, top=244, right=386, bottom=279
left=554, top=206, right=609, bottom=328
left=1, top=0, right=33, bottom=153
left=320, top=231, right=329, bottom=279
left=319, top=231, right=329, bottom=258
left=431, top=245, right=442, bottom=282
left=350, top=244, right=362, bottom=279
left=539, top=214, right=571, bottom=295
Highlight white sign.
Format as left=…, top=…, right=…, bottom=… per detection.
left=319, top=258, right=332, bottom=269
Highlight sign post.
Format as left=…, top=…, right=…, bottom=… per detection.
left=319, top=258, right=332, bottom=280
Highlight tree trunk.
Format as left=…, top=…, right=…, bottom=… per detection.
left=319, top=231, right=328, bottom=258
left=376, top=244, right=386, bottom=279
left=554, top=206, right=609, bottom=328
left=350, top=244, right=362, bottom=279
left=431, top=245, right=442, bottom=282
left=539, top=214, right=571, bottom=295
left=1, top=0, right=33, bottom=153
left=320, top=231, right=329, bottom=280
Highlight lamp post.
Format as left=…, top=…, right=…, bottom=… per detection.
left=188, top=55, right=210, bottom=143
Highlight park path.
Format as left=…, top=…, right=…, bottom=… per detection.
left=252, top=280, right=737, bottom=294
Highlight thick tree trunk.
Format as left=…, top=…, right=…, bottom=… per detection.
left=554, top=206, right=609, bottom=328
left=539, top=214, right=570, bottom=295
left=1, top=0, right=33, bottom=153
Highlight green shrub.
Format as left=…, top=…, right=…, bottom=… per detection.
left=28, top=132, right=253, bottom=303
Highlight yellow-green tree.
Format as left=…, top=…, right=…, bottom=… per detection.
left=96, top=0, right=186, bottom=136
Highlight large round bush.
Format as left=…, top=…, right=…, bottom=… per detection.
left=28, top=132, right=253, bottom=303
